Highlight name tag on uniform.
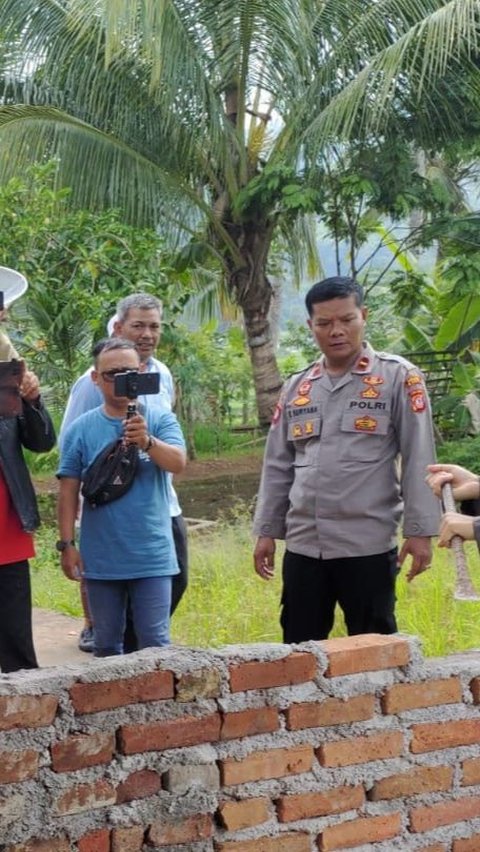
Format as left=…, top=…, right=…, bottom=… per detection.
left=286, top=404, right=320, bottom=420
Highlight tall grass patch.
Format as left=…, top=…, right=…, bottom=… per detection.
left=31, top=508, right=480, bottom=656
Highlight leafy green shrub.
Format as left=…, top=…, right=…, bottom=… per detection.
left=192, top=423, right=237, bottom=455
left=436, top=435, right=480, bottom=474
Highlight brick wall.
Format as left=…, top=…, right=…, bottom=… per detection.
left=0, top=633, right=480, bottom=851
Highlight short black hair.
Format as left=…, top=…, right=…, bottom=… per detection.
left=92, top=337, right=138, bottom=367
left=305, top=277, right=364, bottom=316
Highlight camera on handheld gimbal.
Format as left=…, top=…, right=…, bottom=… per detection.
left=114, top=370, right=160, bottom=418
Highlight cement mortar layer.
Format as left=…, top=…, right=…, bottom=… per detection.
left=0, top=638, right=480, bottom=849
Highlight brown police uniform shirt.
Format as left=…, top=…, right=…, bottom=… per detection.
left=253, top=342, right=441, bottom=559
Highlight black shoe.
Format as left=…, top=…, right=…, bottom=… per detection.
left=78, top=626, right=94, bottom=653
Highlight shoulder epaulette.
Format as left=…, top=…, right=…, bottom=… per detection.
left=377, top=351, right=418, bottom=372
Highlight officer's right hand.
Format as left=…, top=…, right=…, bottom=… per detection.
left=426, top=464, right=480, bottom=502
left=254, top=536, right=276, bottom=580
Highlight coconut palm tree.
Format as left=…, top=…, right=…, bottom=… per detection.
left=0, top=0, right=478, bottom=424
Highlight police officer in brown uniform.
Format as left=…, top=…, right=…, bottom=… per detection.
left=253, top=277, right=441, bottom=642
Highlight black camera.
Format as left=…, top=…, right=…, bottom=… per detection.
left=114, top=370, right=160, bottom=400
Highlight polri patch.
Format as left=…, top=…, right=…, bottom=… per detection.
left=410, top=391, right=426, bottom=413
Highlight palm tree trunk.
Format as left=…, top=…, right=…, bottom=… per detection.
left=242, top=296, right=283, bottom=428
left=224, top=221, right=283, bottom=427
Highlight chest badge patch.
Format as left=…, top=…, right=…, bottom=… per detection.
left=293, top=395, right=311, bottom=406
left=361, top=386, right=380, bottom=399
left=297, top=379, right=312, bottom=396
left=363, top=375, right=384, bottom=386
left=305, top=420, right=314, bottom=435
left=355, top=416, right=377, bottom=431
left=410, top=391, right=426, bottom=412
left=292, top=423, right=303, bottom=437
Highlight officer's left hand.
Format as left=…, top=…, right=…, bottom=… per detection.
left=399, top=536, right=432, bottom=582
left=123, top=412, right=149, bottom=449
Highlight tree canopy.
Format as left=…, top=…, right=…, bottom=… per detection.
left=1, top=0, right=479, bottom=423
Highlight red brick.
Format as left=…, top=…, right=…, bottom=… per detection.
left=148, top=813, right=212, bottom=845
left=218, top=797, right=270, bottom=830
left=5, top=842, right=70, bottom=852
left=0, top=749, right=39, bottom=783
left=322, top=634, right=410, bottom=677
left=462, top=757, right=480, bottom=786
left=116, top=769, right=161, bottom=803
left=318, top=812, right=402, bottom=850
left=51, top=731, right=115, bottom=772
left=410, top=795, right=480, bottom=832
left=382, top=677, right=462, bottom=713
left=318, top=731, right=404, bottom=767
left=214, top=834, right=311, bottom=852
left=411, top=719, right=480, bottom=753
left=221, top=706, right=279, bottom=739
left=414, top=846, right=447, bottom=852
left=286, top=695, right=375, bottom=730
left=454, top=836, right=480, bottom=851
left=69, top=670, right=174, bottom=714
left=369, top=764, right=453, bottom=800
left=77, top=829, right=111, bottom=852
left=470, top=677, right=480, bottom=703
left=277, top=784, right=364, bottom=822
left=52, top=779, right=116, bottom=816
left=0, top=695, right=58, bottom=731
left=229, top=652, right=317, bottom=692
left=111, top=825, right=144, bottom=852
left=119, top=711, right=221, bottom=754
left=220, top=745, right=314, bottom=786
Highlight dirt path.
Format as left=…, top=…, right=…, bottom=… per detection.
left=34, top=451, right=264, bottom=495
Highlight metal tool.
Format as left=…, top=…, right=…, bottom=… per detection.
left=441, top=482, right=480, bottom=601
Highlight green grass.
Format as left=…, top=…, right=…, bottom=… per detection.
left=31, top=511, right=480, bottom=656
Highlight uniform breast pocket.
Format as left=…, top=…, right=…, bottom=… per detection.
left=340, top=409, right=390, bottom=461
left=287, top=416, right=321, bottom=443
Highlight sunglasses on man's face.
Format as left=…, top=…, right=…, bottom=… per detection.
left=100, top=368, right=135, bottom=383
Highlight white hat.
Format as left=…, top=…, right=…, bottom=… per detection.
left=0, top=266, right=28, bottom=307
left=107, top=314, right=118, bottom=336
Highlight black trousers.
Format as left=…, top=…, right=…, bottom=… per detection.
left=123, top=514, right=188, bottom=652
left=0, top=560, right=38, bottom=673
left=281, top=548, right=399, bottom=643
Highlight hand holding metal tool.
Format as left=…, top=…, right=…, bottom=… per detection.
left=441, top=482, right=480, bottom=601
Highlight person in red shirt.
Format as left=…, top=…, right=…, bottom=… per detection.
left=0, top=363, right=56, bottom=672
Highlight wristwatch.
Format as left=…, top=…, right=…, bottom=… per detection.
left=144, top=435, right=155, bottom=452
left=55, top=539, right=75, bottom=552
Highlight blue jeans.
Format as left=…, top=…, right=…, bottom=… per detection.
left=85, top=576, right=172, bottom=656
